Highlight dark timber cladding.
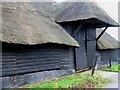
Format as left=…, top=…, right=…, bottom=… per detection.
left=74, top=24, right=96, bottom=70
left=99, top=50, right=118, bottom=63
left=2, top=43, right=74, bottom=77
left=119, top=49, right=120, bottom=63
left=60, top=22, right=96, bottom=70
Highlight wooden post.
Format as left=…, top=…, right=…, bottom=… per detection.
left=109, top=59, right=112, bottom=68
left=109, top=52, right=112, bottom=68
left=91, top=56, right=98, bottom=76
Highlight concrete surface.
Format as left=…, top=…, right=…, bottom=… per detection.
left=82, top=70, right=119, bottom=89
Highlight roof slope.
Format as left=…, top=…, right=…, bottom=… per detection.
left=1, top=2, right=79, bottom=47
left=55, top=1, right=119, bottom=28
left=96, top=29, right=119, bottom=50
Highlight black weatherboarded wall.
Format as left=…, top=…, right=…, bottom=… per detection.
left=2, top=43, right=74, bottom=77
left=1, top=42, right=75, bottom=87
left=96, top=49, right=119, bottom=67
left=60, top=22, right=96, bottom=70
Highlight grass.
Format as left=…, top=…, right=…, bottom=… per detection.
left=21, top=73, right=110, bottom=89
left=102, top=64, right=120, bottom=72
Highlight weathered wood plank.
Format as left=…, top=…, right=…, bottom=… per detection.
left=2, top=61, right=16, bottom=65
left=86, top=26, right=96, bottom=41
left=2, top=64, right=17, bottom=69
left=17, top=65, right=60, bottom=73
left=16, top=56, right=59, bottom=61
left=87, top=41, right=96, bottom=67
left=2, top=67, right=17, bottom=72
left=17, top=61, right=59, bottom=67
left=73, top=29, right=85, bottom=41
left=2, top=71, right=18, bottom=76
left=17, top=66, right=60, bottom=74
left=75, top=41, right=87, bottom=70
left=2, top=59, right=16, bottom=62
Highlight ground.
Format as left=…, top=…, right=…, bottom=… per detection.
left=20, top=64, right=119, bottom=89
left=83, top=70, right=119, bottom=89
left=21, top=71, right=110, bottom=89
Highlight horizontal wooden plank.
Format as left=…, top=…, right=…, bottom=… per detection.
left=17, top=61, right=59, bottom=67
left=16, top=58, right=59, bottom=63
left=2, top=64, right=17, bottom=68
left=2, top=53, right=16, bottom=56
left=2, top=56, right=16, bottom=59
left=2, top=71, right=18, bottom=76
left=2, top=61, right=16, bottom=65
left=18, top=65, right=60, bottom=74
left=2, top=67, right=17, bottom=72
left=17, top=51, right=59, bottom=55
left=16, top=55, right=59, bottom=60
left=17, top=65, right=60, bottom=72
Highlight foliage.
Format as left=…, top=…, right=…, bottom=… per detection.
left=102, top=64, right=120, bottom=72
left=22, top=73, right=110, bottom=89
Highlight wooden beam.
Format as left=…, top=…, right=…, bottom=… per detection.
left=109, top=52, right=112, bottom=68
left=91, top=56, right=98, bottom=76
left=96, top=27, right=108, bottom=41
left=109, top=59, right=112, bottom=68
left=72, top=23, right=84, bottom=37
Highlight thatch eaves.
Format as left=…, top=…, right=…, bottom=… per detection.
left=55, top=2, right=119, bottom=28
left=96, top=29, right=119, bottom=50
left=1, top=2, right=79, bottom=47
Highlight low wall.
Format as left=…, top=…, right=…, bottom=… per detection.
left=1, top=69, right=75, bottom=88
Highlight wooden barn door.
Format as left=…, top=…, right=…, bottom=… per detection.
left=86, top=26, right=96, bottom=68
left=74, top=25, right=96, bottom=70
left=74, top=26, right=88, bottom=70
left=60, top=23, right=96, bottom=70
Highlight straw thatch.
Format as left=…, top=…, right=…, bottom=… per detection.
left=55, top=1, right=119, bottom=28
left=1, top=2, right=79, bottom=47
left=96, top=29, right=119, bottom=50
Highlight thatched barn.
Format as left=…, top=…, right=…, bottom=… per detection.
left=96, top=29, right=120, bottom=67
left=55, top=1, right=119, bottom=70
left=1, top=1, right=119, bottom=88
left=1, top=2, right=79, bottom=88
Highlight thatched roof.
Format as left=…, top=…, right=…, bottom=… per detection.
left=55, top=1, right=119, bottom=28
left=1, top=2, right=79, bottom=47
left=96, top=29, right=119, bottom=50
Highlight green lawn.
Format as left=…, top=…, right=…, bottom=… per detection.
left=21, top=73, right=110, bottom=89
left=102, top=64, right=120, bottom=72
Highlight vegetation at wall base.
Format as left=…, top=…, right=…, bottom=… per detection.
left=102, top=64, right=120, bottom=72
left=21, top=73, right=110, bottom=89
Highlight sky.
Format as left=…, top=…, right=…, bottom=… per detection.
left=54, top=0, right=119, bottom=41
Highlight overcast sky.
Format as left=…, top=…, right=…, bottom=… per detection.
left=54, top=0, right=119, bottom=40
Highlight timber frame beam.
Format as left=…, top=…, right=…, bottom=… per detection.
left=96, top=27, right=108, bottom=41
left=72, top=23, right=84, bottom=37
